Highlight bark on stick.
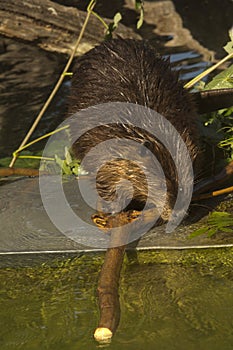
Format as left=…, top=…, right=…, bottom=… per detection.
left=94, top=215, right=131, bottom=343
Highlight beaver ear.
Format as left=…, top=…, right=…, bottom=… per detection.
left=192, top=88, right=233, bottom=114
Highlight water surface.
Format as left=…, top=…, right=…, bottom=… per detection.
left=1, top=250, right=233, bottom=350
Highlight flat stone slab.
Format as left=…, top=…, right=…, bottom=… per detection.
left=0, top=176, right=232, bottom=255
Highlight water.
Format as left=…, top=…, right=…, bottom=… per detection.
left=1, top=250, right=233, bottom=350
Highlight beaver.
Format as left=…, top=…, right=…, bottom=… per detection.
left=68, top=38, right=202, bottom=223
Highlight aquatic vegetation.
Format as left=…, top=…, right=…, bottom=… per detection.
left=190, top=211, right=233, bottom=238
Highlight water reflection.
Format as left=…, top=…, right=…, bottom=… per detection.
left=0, top=38, right=68, bottom=157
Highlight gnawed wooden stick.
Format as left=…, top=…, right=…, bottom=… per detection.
left=94, top=214, right=132, bottom=343
left=94, top=245, right=125, bottom=342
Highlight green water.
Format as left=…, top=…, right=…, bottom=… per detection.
left=1, top=249, right=233, bottom=350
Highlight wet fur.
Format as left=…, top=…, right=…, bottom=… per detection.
left=68, top=39, right=202, bottom=218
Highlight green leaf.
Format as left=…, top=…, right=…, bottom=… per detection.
left=65, top=147, right=73, bottom=165
left=113, top=12, right=122, bottom=27
left=54, top=154, right=72, bottom=175
left=229, top=27, right=233, bottom=42
left=223, top=28, right=233, bottom=54
left=207, top=228, right=218, bottom=237
left=54, top=148, right=86, bottom=176
left=54, top=154, right=64, bottom=169
left=77, top=165, right=88, bottom=176
left=224, top=41, right=233, bottom=55
left=135, top=0, right=143, bottom=10
left=189, top=227, right=209, bottom=238
left=222, top=227, right=233, bottom=233
left=205, top=64, right=233, bottom=90
left=135, top=0, right=144, bottom=29
left=70, top=164, right=80, bottom=176
left=189, top=211, right=233, bottom=239
left=219, top=137, right=233, bottom=147
left=222, top=106, right=233, bottom=117
left=137, top=8, right=144, bottom=29
left=105, top=12, right=122, bottom=39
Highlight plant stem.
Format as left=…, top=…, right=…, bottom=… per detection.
left=9, top=0, right=96, bottom=168
left=184, top=52, right=233, bottom=89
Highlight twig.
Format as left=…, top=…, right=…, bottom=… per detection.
left=192, top=186, right=233, bottom=201
left=193, top=160, right=233, bottom=198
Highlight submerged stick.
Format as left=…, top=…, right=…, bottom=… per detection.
left=94, top=245, right=125, bottom=342
left=94, top=214, right=132, bottom=343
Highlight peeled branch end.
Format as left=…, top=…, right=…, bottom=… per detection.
left=94, top=327, right=113, bottom=343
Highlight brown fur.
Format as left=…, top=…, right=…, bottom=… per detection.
left=68, top=39, right=201, bottom=219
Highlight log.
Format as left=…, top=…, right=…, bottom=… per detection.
left=0, top=167, right=39, bottom=177
left=0, top=0, right=140, bottom=55
left=193, top=89, right=233, bottom=114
